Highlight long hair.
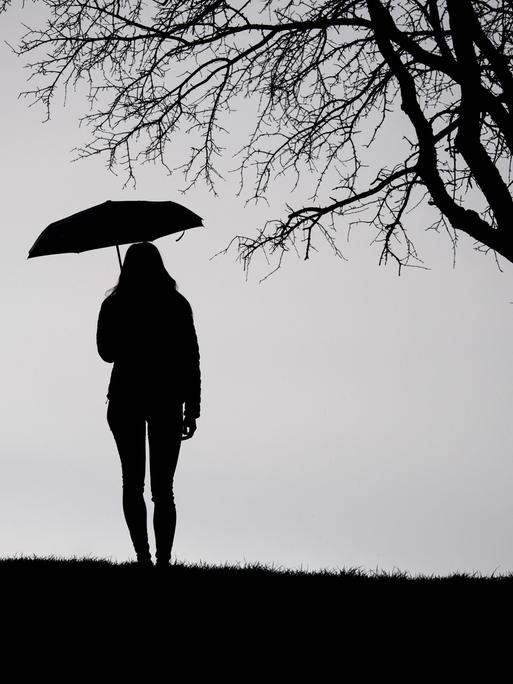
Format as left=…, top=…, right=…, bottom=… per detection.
left=105, top=242, right=179, bottom=300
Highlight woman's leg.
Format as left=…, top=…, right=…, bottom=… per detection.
left=107, top=397, right=151, bottom=562
left=147, top=399, right=183, bottom=567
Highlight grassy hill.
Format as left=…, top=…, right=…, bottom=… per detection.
left=1, top=555, right=509, bottom=673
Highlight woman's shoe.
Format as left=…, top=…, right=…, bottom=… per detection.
left=137, top=553, right=154, bottom=568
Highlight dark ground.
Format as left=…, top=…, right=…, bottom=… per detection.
left=1, top=555, right=510, bottom=675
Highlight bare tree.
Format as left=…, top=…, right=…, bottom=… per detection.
left=6, top=1, right=513, bottom=275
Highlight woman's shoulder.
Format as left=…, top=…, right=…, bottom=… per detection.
left=100, top=292, right=118, bottom=310
left=171, top=291, right=193, bottom=315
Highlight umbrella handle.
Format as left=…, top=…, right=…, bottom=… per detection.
left=116, top=244, right=122, bottom=271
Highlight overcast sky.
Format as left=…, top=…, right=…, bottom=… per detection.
left=2, top=6, right=513, bottom=575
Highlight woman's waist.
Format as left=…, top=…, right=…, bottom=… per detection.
left=110, top=362, right=186, bottom=385
left=112, top=356, right=184, bottom=372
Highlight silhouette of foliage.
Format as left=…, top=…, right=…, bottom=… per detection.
left=2, top=554, right=512, bottom=583
left=7, top=1, right=513, bottom=274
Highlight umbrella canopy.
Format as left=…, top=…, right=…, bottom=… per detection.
left=28, top=200, right=203, bottom=269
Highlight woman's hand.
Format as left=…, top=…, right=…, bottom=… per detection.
left=182, top=416, right=197, bottom=440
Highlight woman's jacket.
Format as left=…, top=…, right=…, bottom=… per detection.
left=96, top=289, right=201, bottom=420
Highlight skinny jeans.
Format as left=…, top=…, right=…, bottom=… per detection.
left=107, top=391, right=183, bottom=564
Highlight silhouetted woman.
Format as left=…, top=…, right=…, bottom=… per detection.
left=96, top=242, right=201, bottom=568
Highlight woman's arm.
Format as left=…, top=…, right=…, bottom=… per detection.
left=182, top=306, right=201, bottom=421
left=96, top=297, right=118, bottom=363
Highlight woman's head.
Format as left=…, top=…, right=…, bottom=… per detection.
left=106, top=242, right=178, bottom=298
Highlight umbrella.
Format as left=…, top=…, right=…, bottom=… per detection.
left=27, top=200, right=203, bottom=270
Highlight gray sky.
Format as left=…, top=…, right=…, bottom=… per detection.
left=2, top=6, right=513, bottom=575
